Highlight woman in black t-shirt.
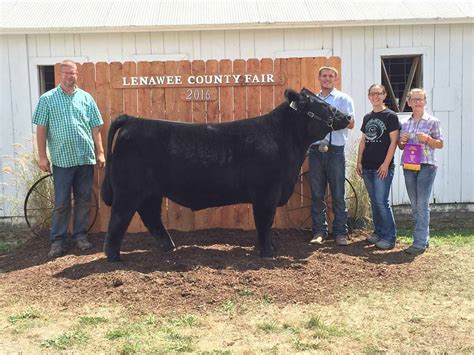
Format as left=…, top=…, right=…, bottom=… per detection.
left=357, top=84, right=400, bottom=250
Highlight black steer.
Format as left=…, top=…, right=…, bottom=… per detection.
left=101, top=88, right=350, bottom=261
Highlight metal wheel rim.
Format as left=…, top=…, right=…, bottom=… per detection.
left=285, top=171, right=358, bottom=233
left=24, top=173, right=99, bottom=237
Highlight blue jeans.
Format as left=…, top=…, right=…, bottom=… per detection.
left=50, top=165, right=94, bottom=244
left=403, top=165, right=437, bottom=249
left=308, top=145, right=347, bottom=236
left=362, top=168, right=397, bottom=244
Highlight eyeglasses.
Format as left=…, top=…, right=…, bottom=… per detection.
left=60, top=71, right=78, bottom=76
left=369, top=92, right=385, bottom=96
left=409, top=98, right=425, bottom=102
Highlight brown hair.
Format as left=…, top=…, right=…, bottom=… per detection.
left=318, top=66, right=338, bottom=77
left=59, top=60, right=77, bottom=72
left=368, top=84, right=386, bottom=95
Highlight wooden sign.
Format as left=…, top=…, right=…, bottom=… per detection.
left=56, top=57, right=342, bottom=232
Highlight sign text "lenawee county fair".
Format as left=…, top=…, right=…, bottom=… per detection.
left=120, top=74, right=276, bottom=87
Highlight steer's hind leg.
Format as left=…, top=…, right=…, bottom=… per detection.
left=138, top=196, right=176, bottom=252
left=104, top=199, right=137, bottom=262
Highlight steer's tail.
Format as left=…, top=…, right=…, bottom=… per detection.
left=101, top=114, right=133, bottom=206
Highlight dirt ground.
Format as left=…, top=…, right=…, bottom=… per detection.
left=0, top=228, right=437, bottom=315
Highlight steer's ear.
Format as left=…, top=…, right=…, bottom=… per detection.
left=285, top=89, right=300, bottom=105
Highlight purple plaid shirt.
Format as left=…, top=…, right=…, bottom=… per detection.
left=400, top=113, right=444, bottom=166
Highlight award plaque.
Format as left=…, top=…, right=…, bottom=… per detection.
left=402, top=143, right=422, bottom=171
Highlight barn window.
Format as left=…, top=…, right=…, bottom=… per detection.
left=38, top=65, right=55, bottom=94
left=381, top=55, right=422, bottom=112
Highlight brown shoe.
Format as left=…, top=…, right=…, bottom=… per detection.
left=76, top=237, right=93, bottom=251
left=404, top=245, right=425, bottom=255
left=48, top=242, right=66, bottom=258
left=335, top=235, right=349, bottom=246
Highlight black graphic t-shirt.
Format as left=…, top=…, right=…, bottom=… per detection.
left=360, top=109, right=400, bottom=169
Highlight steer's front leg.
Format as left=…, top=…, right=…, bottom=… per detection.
left=104, top=233, right=122, bottom=262
left=252, top=201, right=277, bottom=258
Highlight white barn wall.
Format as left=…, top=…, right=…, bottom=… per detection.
left=1, top=23, right=473, bottom=217
left=1, top=35, right=34, bottom=217
left=461, top=24, right=474, bottom=203
left=0, top=35, right=12, bottom=217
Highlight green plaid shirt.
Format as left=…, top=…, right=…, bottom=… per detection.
left=32, top=86, right=103, bottom=168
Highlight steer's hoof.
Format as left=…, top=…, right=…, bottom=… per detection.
left=106, top=254, right=122, bottom=262
left=105, top=250, right=122, bottom=262
left=259, top=250, right=274, bottom=259
left=161, top=241, right=176, bottom=252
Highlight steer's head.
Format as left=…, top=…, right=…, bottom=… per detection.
left=285, top=88, right=350, bottom=141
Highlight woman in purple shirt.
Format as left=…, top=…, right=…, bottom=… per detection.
left=399, top=88, right=444, bottom=255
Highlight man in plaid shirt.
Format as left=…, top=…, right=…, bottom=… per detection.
left=33, top=60, right=105, bottom=258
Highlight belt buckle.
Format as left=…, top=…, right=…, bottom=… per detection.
left=318, top=143, right=329, bottom=153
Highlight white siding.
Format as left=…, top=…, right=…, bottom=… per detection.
left=461, top=24, right=474, bottom=202
left=1, top=35, right=33, bottom=217
left=1, top=23, right=473, bottom=216
left=0, top=36, right=13, bottom=217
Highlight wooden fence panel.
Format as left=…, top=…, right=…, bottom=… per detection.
left=101, top=62, right=123, bottom=231
left=176, top=60, right=195, bottom=231
left=273, top=58, right=289, bottom=228
left=95, top=62, right=111, bottom=233
left=163, top=61, right=181, bottom=230
left=232, top=59, right=251, bottom=230
left=136, top=61, right=152, bottom=232
left=245, top=58, right=261, bottom=230
left=197, top=60, right=221, bottom=229
left=191, top=60, right=209, bottom=230
left=121, top=61, right=143, bottom=232
left=218, top=59, right=236, bottom=228
left=71, top=57, right=341, bottom=232
left=149, top=61, right=168, bottom=227
left=285, top=58, right=305, bottom=228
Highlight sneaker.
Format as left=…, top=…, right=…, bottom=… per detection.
left=375, top=239, right=395, bottom=250
left=335, top=234, right=349, bottom=246
left=404, top=245, right=426, bottom=255
left=76, top=236, right=93, bottom=251
left=48, top=242, right=66, bottom=258
left=367, top=233, right=381, bottom=244
left=310, top=232, right=326, bottom=245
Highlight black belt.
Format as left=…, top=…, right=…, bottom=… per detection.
left=313, top=144, right=344, bottom=152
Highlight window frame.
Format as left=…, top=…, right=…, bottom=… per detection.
left=373, top=47, right=432, bottom=112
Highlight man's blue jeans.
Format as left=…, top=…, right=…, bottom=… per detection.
left=362, top=168, right=397, bottom=244
left=50, top=165, right=94, bottom=244
left=308, top=145, right=347, bottom=236
left=403, top=164, right=437, bottom=249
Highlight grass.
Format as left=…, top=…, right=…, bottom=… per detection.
left=304, top=315, right=345, bottom=338
left=0, top=240, right=14, bottom=253
left=0, top=219, right=473, bottom=353
left=165, top=332, right=195, bottom=352
left=8, top=308, right=40, bottom=324
left=257, top=320, right=279, bottom=333
left=167, top=314, right=200, bottom=327
left=79, top=316, right=108, bottom=326
left=40, top=331, right=89, bottom=350
left=0, top=227, right=32, bottom=253
left=396, top=218, right=474, bottom=247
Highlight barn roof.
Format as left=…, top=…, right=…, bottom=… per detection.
left=1, top=0, right=472, bottom=34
